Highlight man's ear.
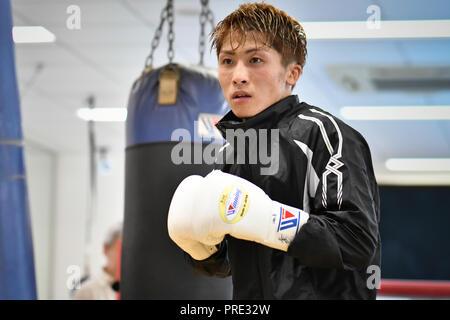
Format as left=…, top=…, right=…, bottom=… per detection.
left=286, top=63, right=302, bottom=87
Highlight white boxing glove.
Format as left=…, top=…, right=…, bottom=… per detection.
left=193, top=170, right=310, bottom=252
left=167, top=175, right=218, bottom=260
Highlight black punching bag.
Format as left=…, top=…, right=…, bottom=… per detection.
left=121, top=63, right=232, bottom=299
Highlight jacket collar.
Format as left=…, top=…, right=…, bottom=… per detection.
left=215, top=95, right=300, bottom=137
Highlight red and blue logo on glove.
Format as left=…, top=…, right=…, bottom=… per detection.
left=277, top=208, right=299, bottom=232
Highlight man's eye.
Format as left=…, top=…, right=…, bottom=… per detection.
left=222, top=58, right=232, bottom=65
left=250, top=57, right=262, bottom=63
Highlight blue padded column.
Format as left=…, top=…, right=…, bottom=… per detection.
left=0, top=0, right=37, bottom=300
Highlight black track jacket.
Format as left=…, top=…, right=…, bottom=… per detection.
left=187, top=95, right=381, bottom=299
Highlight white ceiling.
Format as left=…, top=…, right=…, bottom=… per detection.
left=10, top=0, right=450, bottom=184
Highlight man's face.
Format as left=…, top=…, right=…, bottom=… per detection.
left=218, top=33, right=297, bottom=119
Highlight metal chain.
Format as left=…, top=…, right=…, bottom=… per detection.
left=144, top=0, right=175, bottom=69
left=167, top=0, right=175, bottom=63
left=198, top=0, right=215, bottom=66
left=145, top=0, right=215, bottom=68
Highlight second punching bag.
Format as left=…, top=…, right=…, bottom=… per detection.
left=121, top=63, right=232, bottom=299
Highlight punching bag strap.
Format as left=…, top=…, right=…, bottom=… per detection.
left=158, top=64, right=180, bottom=105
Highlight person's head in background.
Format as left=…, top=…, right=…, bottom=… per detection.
left=103, top=222, right=122, bottom=278
left=211, top=2, right=307, bottom=119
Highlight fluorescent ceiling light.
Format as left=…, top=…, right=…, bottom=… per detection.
left=76, top=108, right=127, bottom=122
left=340, top=106, right=450, bottom=120
left=386, top=158, right=450, bottom=172
left=12, top=26, right=56, bottom=43
left=375, top=173, right=450, bottom=186
left=302, top=20, right=450, bottom=39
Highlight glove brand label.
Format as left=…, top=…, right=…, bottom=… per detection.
left=277, top=207, right=300, bottom=232
left=219, top=185, right=249, bottom=224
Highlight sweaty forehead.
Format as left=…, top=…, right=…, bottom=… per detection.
left=219, top=32, right=272, bottom=54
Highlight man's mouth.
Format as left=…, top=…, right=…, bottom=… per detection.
left=232, top=91, right=252, bottom=103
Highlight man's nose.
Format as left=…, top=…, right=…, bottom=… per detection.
left=232, top=62, right=249, bottom=85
